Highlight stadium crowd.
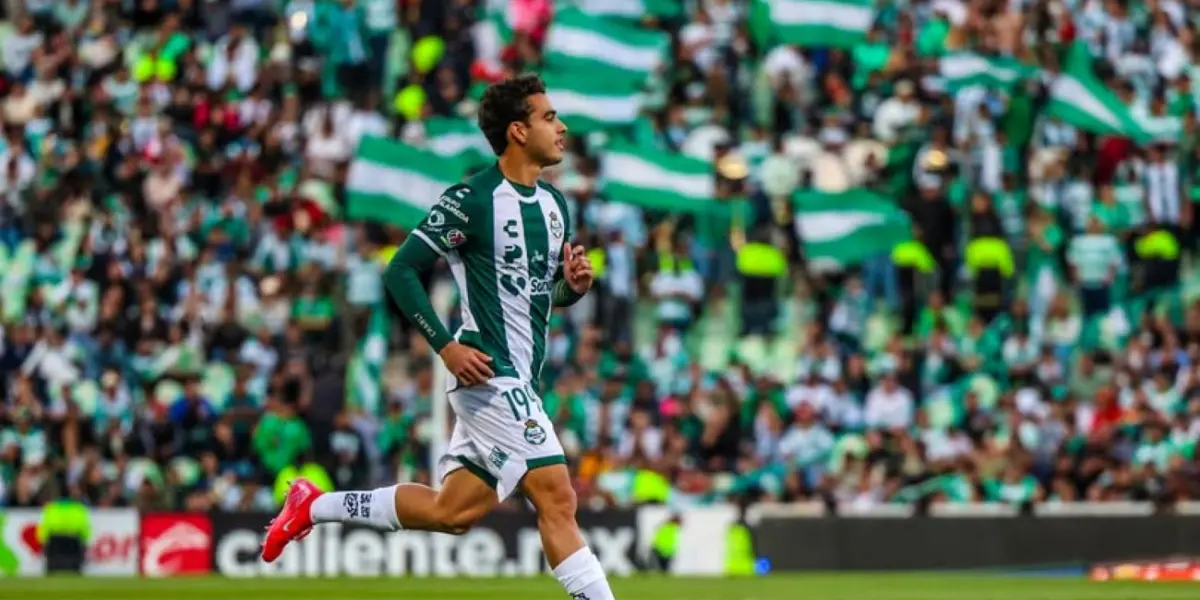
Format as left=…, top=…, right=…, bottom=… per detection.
left=2, top=0, right=1200, bottom=514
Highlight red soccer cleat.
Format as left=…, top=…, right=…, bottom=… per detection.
left=261, top=479, right=323, bottom=563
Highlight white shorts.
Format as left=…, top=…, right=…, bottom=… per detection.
left=438, top=377, right=565, bottom=500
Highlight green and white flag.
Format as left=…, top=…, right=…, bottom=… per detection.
left=572, top=0, right=683, bottom=20
left=749, top=0, right=875, bottom=49
left=347, top=304, right=389, bottom=415
left=346, top=137, right=465, bottom=229
left=1045, top=42, right=1150, bottom=142
left=543, top=7, right=670, bottom=81
left=474, top=0, right=514, bottom=73
left=544, top=70, right=644, bottom=133
left=792, top=189, right=912, bottom=270
left=599, top=143, right=718, bottom=213
left=424, top=117, right=493, bottom=169
left=939, top=53, right=1034, bottom=91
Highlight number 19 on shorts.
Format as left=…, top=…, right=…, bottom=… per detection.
left=502, top=387, right=542, bottom=421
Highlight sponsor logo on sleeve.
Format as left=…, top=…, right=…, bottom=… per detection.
left=441, top=229, right=467, bottom=248
left=436, top=196, right=471, bottom=223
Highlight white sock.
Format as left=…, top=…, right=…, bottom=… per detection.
left=309, top=486, right=401, bottom=531
left=552, top=547, right=616, bottom=600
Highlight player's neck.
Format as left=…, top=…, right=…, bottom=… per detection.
left=497, top=153, right=540, bottom=189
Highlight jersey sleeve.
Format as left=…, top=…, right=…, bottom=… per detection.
left=410, top=184, right=477, bottom=257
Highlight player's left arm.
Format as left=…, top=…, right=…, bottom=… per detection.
left=553, top=243, right=591, bottom=307
left=546, top=184, right=590, bottom=307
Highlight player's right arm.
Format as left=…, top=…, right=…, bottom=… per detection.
left=383, top=185, right=493, bottom=385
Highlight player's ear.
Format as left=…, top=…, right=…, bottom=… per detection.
left=509, top=121, right=527, bottom=146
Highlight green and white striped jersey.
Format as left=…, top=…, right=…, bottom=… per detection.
left=1066, top=233, right=1124, bottom=286
left=411, top=165, right=572, bottom=388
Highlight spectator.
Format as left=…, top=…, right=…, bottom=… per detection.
left=864, top=372, right=914, bottom=431
left=253, top=392, right=312, bottom=476
left=169, top=377, right=218, bottom=457
left=649, top=239, right=704, bottom=333
left=1067, top=216, right=1125, bottom=320
left=3, top=17, right=42, bottom=81
left=778, top=403, right=834, bottom=489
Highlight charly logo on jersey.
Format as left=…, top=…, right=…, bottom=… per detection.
left=427, top=209, right=446, bottom=228
left=523, top=419, right=547, bottom=445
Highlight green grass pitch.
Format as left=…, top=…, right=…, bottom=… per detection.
left=5, top=573, right=1199, bottom=599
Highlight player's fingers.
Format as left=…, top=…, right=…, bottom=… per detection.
left=469, top=355, right=495, bottom=378
left=458, top=369, right=479, bottom=386
left=563, top=243, right=573, bottom=262
left=453, top=367, right=477, bottom=386
left=471, top=349, right=493, bottom=363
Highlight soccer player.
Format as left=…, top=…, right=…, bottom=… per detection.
left=261, top=74, right=616, bottom=599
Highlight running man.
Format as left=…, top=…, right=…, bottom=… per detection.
left=260, top=74, right=616, bottom=600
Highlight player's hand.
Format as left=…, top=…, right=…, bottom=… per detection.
left=439, top=342, right=493, bottom=386
left=563, top=243, right=594, bottom=295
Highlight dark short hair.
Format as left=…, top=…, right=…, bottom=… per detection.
left=477, top=74, right=546, bottom=156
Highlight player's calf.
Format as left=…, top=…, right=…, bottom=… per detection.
left=523, top=464, right=618, bottom=600
left=311, top=469, right=497, bottom=535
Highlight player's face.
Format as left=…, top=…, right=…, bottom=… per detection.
left=522, top=93, right=567, bottom=166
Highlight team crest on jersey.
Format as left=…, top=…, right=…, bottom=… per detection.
left=441, top=229, right=467, bottom=248
left=427, top=209, right=446, bottom=228
left=524, top=419, right=547, bottom=445
left=549, top=211, right=564, bottom=239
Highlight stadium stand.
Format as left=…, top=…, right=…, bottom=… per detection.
left=1, top=0, right=1200, bottom=515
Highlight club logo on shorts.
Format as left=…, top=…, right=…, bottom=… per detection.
left=524, top=419, right=547, bottom=445
left=549, top=211, right=564, bottom=239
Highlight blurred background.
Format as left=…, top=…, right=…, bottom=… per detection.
left=3, top=0, right=1200, bottom=587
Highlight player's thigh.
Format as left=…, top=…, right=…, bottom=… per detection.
left=519, top=463, right=577, bottom=518
left=437, top=466, right=500, bottom=526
